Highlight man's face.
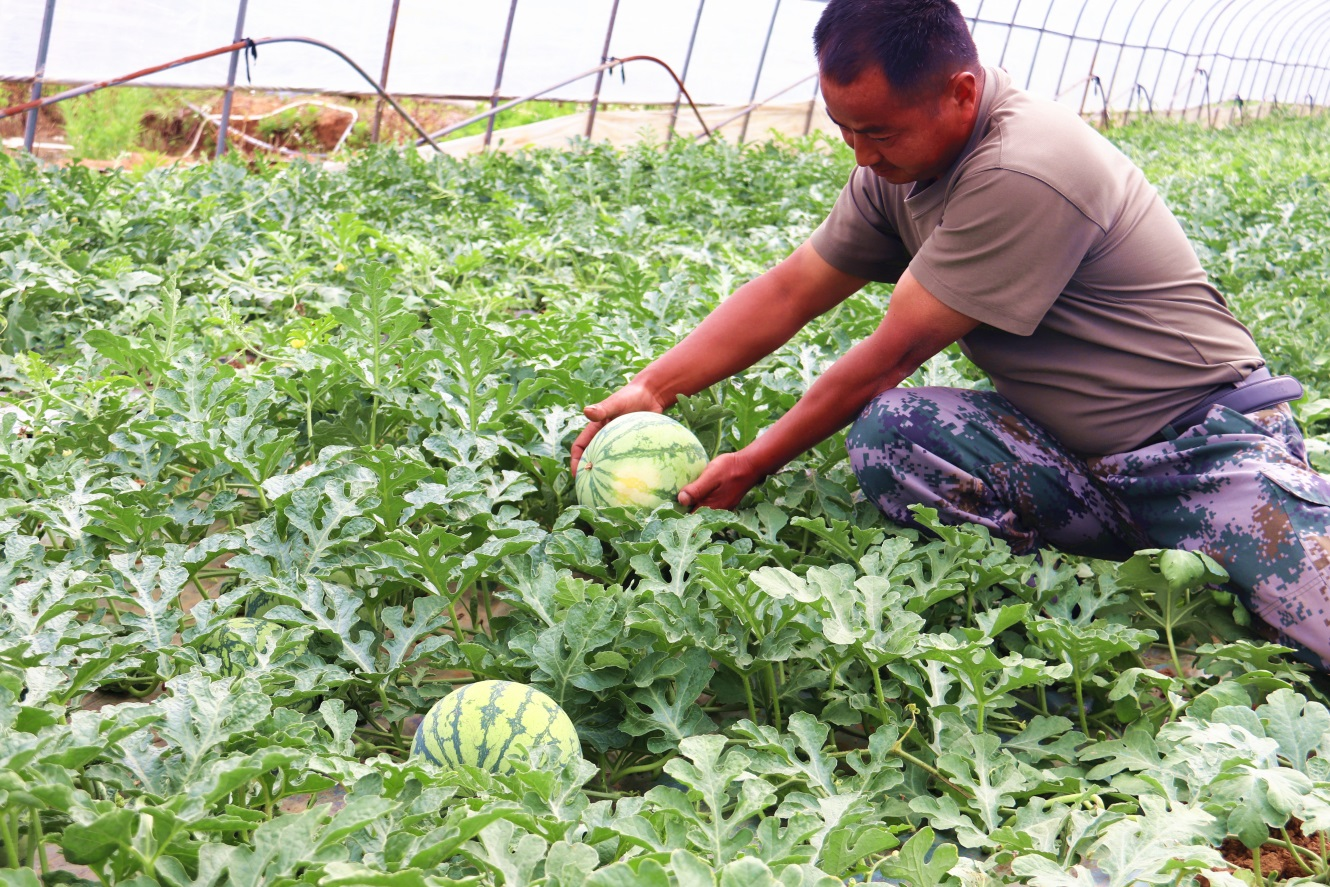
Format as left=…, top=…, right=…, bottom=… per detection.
left=821, top=64, right=979, bottom=186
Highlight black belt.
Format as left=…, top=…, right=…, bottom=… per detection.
left=1145, top=368, right=1304, bottom=445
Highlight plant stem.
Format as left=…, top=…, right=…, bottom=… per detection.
left=3, top=810, right=21, bottom=869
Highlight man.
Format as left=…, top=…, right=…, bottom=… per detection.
left=570, top=0, right=1329, bottom=670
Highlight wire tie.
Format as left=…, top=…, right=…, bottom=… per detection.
left=244, top=37, right=258, bottom=83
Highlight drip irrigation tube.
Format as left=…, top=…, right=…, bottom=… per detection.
left=0, top=35, right=445, bottom=153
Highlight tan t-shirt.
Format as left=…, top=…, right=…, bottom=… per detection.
left=809, top=66, right=1264, bottom=455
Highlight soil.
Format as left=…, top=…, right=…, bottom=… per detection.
left=1218, top=819, right=1328, bottom=881
left=1, top=81, right=475, bottom=167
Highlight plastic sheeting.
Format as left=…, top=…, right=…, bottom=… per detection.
left=3, top=0, right=1330, bottom=112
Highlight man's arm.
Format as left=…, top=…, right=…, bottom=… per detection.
left=571, top=241, right=869, bottom=475
left=678, top=267, right=979, bottom=510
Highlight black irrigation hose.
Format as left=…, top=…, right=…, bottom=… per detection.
left=0, top=35, right=445, bottom=153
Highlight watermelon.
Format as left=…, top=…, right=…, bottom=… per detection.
left=412, top=680, right=581, bottom=774
left=575, top=412, right=707, bottom=510
left=197, top=616, right=299, bottom=676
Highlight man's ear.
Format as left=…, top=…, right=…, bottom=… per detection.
left=948, top=70, right=979, bottom=111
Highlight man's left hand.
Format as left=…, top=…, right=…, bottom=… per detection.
left=678, top=451, right=763, bottom=512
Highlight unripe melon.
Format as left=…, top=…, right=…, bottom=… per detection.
left=411, top=680, right=581, bottom=774
left=575, top=412, right=707, bottom=510
left=197, top=616, right=293, bottom=676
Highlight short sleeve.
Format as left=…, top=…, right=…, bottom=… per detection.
left=909, top=169, right=1103, bottom=335
left=808, top=170, right=912, bottom=283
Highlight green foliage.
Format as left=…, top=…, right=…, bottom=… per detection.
left=60, top=85, right=154, bottom=161
left=0, top=116, right=1329, bottom=885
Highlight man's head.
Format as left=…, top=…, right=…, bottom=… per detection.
left=814, top=0, right=982, bottom=185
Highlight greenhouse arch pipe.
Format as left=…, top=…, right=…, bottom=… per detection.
left=0, top=35, right=446, bottom=153
left=739, top=0, right=783, bottom=144
left=215, top=0, right=250, bottom=158
left=1205, top=0, right=1279, bottom=111
left=1229, top=0, right=1301, bottom=101
left=585, top=0, right=623, bottom=138
left=418, top=55, right=713, bottom=143
left=1022, top=1, right=1060, bottom=91
left=1121, top=0, right=1189, bottom=123
left=1264, top=7, right=1330, bottom=106
left=1167, top=0, right=1245, bottom=115
left=22, top=0, right=57, bottom=154
left=1051, top=0, right=1100, bottom=101
left=1306, top=32, right=1330, bottom=109
left=1100, top=0, right=1158, bottom=112
left=699, top=72, right=818, bottom=139
left=1294, top=16, right=1330, bottom=108
left=1211, top=0, right=1300, bottom=113
left=667, top=0, right=708, bottom=144
left=996, top=0, right=1027, bottom=71
left=1244, top=0, right=1320, bottom=107
left=1190, top=0, right=1267, bottom=120
left=1298, top=35, right=1328, bottom=109
left=1147, top=0, right=1207, bottom=111
left=1078, top=0, right=1130, bottom=116
left=483, top=0, right=520, bottom=149
left=1284, top=12, right=1330, bottom=109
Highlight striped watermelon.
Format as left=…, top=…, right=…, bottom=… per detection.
left=575, top=412, right=707, bottom=510
left=412, top=680, right=580, bottom=774
left=197, top=617, right=286, bottom=676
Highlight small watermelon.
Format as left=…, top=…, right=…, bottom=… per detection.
left=197, top=616, right=295, bottom=677
left=575, top=412, right=707, bottom=510
left=412, top=680, right=581, bottom=774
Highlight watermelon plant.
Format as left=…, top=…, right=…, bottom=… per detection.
left=0, top=111, right=1328, bottom=886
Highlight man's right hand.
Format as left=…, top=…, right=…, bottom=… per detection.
left=570, top=382, right=671, bottom=478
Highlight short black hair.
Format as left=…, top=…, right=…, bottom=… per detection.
left=813, top=0, right=979, bottom=97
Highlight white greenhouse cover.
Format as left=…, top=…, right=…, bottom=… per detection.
left=3, top=0, right=1328, bottom=112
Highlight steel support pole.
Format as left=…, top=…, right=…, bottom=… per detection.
left=23, top=0, right=58, bottom=153
left=585, top=0, right=622, bottom=139
left=1287, top=15, right=1330, bottom=111
left=215, top=0, right=251, bottom=158
left=370, top=0, right=402, bottom=143
left=485, top=0, right=521, bottom=148
left=668, top=0, right=707, bottom=143
left=739, top=0, right=783, bottom=145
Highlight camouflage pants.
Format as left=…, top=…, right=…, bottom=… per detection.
left=846, top=386, right=1330, bottom=671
